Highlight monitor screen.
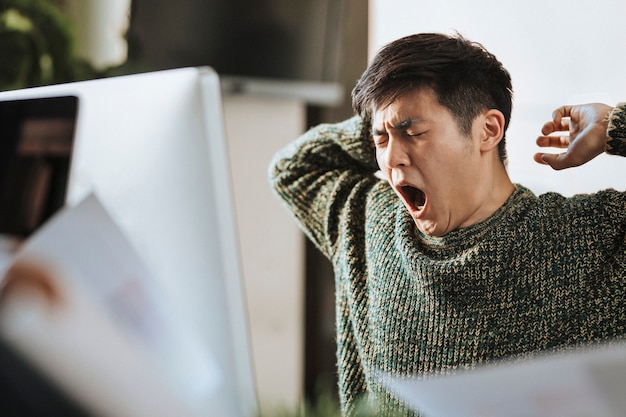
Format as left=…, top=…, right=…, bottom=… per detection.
left=0, top=96, right=77, bottom=237
left=0, top=67, right=257, bottom=417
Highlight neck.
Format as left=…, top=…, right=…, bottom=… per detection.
left=481, top=163, right=516, bottom=218
left=460, top=162, right=515, bottom=230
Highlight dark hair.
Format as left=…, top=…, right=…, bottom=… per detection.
left=352, top=33, right=513, bottom=164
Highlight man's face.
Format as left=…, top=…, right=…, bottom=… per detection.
left=372, top=88, right=489, bottom=237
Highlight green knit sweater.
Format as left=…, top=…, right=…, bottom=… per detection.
left=269, top=104, right=626, bottom=416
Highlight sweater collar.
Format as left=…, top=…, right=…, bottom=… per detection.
left=397, top=185, right=535, bottom=254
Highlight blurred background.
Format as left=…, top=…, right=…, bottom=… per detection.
left=0, top=0, right=366, bottom=415
left=1, top=0, right=625, bottom=416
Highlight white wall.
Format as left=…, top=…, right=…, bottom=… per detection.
left=369, top=0, right=626, bottom=195
left=222, top=94, right=307, bottom=415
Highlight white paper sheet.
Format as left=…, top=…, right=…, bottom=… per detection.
left=382, top=342, right=626, bottom=417
left=0, top=193, right=225, bottom=417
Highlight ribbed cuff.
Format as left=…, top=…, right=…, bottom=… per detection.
left=606, top=102, right=626, bottom=156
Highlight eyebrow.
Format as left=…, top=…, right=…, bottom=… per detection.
left=371, top=118, right=422, bottom=136
left=393, top=119, right=416, bottom=130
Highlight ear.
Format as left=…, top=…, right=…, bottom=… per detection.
left=478, top=109, right=505, bottom=153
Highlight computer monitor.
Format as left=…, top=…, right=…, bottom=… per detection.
left=0, top=67, right=257, bottom=417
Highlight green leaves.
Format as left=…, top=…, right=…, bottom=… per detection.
left=0, top=0, right=94, bottom=90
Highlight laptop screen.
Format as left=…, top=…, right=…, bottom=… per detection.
left=0, top=96, right=77, bottom=237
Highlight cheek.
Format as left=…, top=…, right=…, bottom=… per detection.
left=375, top=153, right=389, bottom=175
left=376, top=151, right=389, bottom=172
left=380, top=169, right=392, bottom=183
left=375, top=150, right=384, bottom=168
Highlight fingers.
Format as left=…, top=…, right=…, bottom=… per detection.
left=533, top=152, right=578, bottom=171
left=540, top=121, right=558, bottom=136
left=1, top=260, right=63, bottom=307
left=541, top=113, right=571, bottom=136
left=551, top=105, right=574, bottom=124
left=536, top=134, right=570, bottom=149
left=533, top=152, right=547, bottom=165
left=535, top=105, right=575, bottom=169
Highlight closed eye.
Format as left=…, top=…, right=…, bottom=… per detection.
left=372, top=133, right=388, bottom=146
left=406, top=130, right=427, bottom=138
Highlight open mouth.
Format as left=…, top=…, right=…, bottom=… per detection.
left=401, top=185, right=426, bottom=211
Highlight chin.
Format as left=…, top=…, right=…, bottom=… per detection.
left=414, top=219, right=442, bottom=237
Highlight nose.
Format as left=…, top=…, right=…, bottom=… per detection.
left=382, top=136, right=410, bottom=168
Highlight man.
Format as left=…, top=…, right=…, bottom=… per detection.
left=269, top=32, right=626, bottom=416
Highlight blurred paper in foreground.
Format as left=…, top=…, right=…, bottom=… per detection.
left=0, top=193, right=224, bottom=417
left=383, top=342, right=626, bottom=417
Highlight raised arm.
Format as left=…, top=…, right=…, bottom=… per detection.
left=535, top=102, right=626, bottom=170
left=269, top=116, right=381, bottom=259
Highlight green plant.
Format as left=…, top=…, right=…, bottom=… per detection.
left=0, top=0, right=95, bottom=90
left=267, top=390, right=341, bottom=417
left=261, top=386, right=406, bottom=417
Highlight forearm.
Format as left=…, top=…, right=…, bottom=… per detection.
left=269, top=115, right=379, bottom=255
left=607, top=102, right=626, bottom=156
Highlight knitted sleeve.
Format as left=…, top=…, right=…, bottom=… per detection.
left=268, top=116, right=380, bottom=260
left=607, top=102, right=626, bottom=156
